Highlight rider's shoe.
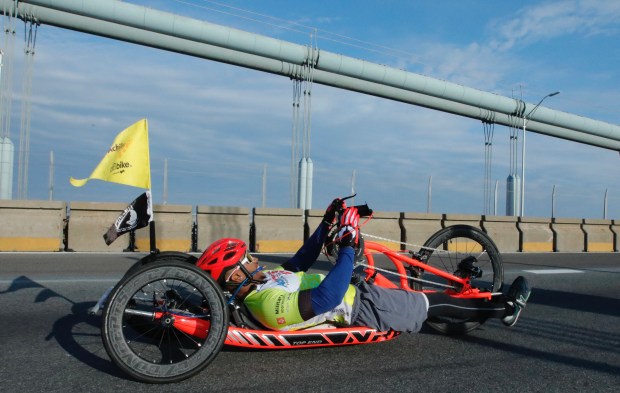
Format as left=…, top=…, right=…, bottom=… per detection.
left=502, top=276, right=531, bottom=327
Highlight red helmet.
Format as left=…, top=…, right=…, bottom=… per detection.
left=197, top=238, right=247, bottom=283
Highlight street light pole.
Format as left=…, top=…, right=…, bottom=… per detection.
left=521, top=91, right=560, bottom=216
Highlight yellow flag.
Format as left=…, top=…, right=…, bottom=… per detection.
left=70, top=119, right=151, bottom=189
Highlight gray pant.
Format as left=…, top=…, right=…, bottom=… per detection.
left=351, top=281, right=428, bottom=333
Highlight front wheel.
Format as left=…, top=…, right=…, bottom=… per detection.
left=121, top=251, right=197, bottom=281
left=101, top=261, right=228, bottom=383
left=415, top=225, right=504, bottom=335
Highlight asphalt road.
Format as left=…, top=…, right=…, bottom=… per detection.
left=1, top=252, right=619, bottom=392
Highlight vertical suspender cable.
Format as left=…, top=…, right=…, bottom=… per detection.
left=290, top=73, right=301, bottom=207
left=17, top=16, right=37, bottom=199
left=302, top=31, right=316, bottom=210
left=483, top=119, right=494, bottom=215
left=1, top=0, right=16, bottom=140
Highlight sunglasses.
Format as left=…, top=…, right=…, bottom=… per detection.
left=225, top=252, right=254, bottom=282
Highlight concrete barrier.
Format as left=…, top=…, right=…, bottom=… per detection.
left=135, top=204, right=193, bottom=252
left=360, top=211, right=402, bottom=250
left=67, top=201, right=130, bottom=252
left=253, top=208, right=304, bottom=252
left=518, top=217, right=553, bottom=252
left=582, top=218, right=613, bottom=252
left=305, top=209, right=327, bottom=239
left=401, top=212, right=443, bottom=250
left=612, top=220, right=620, bottom=252
left=482, top=215, right=519, bottom=253
left=440, top=214, right=483, bottom=252
left=552, top=217, right=585, bottom=252
left=2, top=199, right=618, bottom=253
left=443, top=214, right=482, bottom=230
left=0, top=200, right=66, bottom=251
left=196, top=206, right=250, bottom=251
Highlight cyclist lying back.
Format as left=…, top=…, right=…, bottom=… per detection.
left=198, top=198, right=531, bottom=333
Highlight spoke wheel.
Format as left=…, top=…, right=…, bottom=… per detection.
left=414, top=225, right=504, bottom=334
left=102, top=261, right=227, bottom=383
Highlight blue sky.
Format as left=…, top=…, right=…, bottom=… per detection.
left=2, top=0, right=620, bottom=219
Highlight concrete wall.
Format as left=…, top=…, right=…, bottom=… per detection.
left=67, top=201, right=130, bottom=252
left=552, top=218, right=585, bottom=252
left=253, top=207, right=304, bottom=252
left=441, top=214, right=483, bottom=252
left=518, top=217, right=554, bottom=252
left=482, top=215, right=519, bottom=253
left=306, top=208, right=326, bottom=239
left=359, top=211, right=401, bottom=250
left=443, top=214, right=482, bottom=230
left=135, top=204, right=193, bottom=252
left=2, top=200, right=619, bottom=253
left=401, top=212, right=443, bottom=250
left=612, top=220, right=620, bottom=252
left=582, top=219, right=614, bottom=252
left=196, top=206, right=250, bottom=251
left=0, top=200, right=66, bottom=251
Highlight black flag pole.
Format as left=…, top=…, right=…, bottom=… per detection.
left=149, top=221, right=157, bottom=254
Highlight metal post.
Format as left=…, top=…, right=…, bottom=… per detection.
left=427, top=175, right=432, bottom=213
left=163, top=158, right=168, bottom=205
left=604, top=188, right=608, bottom=219
left=494, top=180, right=498, bottom=216
left=48, top=150, right=54, bottom=200
left=551, top=184, right=556, bottom=218
left=521, top=91, right=560, bottom=217
left=262, top=164, right=267, bottom=208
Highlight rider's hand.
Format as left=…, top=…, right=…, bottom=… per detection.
left=337, top=207, right=359, bottom=248
left=323, top=198, right=346, bottom=225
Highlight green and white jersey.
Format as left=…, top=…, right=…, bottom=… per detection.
left=243, top=268, right=357, bottom=331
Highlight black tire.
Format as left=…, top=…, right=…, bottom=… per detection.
left=415, top=225, right=504, bottom=335
left=122, top=251, right=197, bottom=281
left=101, top=261, right=228, bottom=383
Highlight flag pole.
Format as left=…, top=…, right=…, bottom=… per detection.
left=147, top=186, right=157, bottom=254
left=149, top=220, right=157, bottom=254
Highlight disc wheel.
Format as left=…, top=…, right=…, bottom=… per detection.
left=101, top=261, right=228, bottom=383
left=414, top=225, right=504, bottom=334
left=122, top=251, right=198, bottom=282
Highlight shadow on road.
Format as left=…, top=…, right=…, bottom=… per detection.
left=0, top=275, right=130, bottom=381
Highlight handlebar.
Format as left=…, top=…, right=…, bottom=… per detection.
left=354, top=203, right=373, bottom=217
left=339, top=194, right=373, bottom=217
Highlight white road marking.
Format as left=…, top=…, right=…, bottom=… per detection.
left=523, top=269, right=583, bottom=274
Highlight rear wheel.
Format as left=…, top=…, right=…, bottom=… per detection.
left=101, top=261, right=228, bottom=383
left=414, top=225, right=504, bottom=334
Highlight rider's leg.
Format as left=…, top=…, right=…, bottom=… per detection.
left=424, top=292, right=508, bottom=320
left=425, top=275, right=531, bottom=323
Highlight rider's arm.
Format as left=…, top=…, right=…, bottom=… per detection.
left=298, top=246, right=354, bottom=319
left=281, top=222, right=330, bottom=273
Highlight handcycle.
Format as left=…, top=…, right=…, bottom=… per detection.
left=98, top=196, right=503, bottom=383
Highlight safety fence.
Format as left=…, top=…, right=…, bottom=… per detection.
left=0, top=200, right=617, bottom=253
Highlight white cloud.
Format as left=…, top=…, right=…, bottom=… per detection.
left=490, top=0, right=620, bottom=51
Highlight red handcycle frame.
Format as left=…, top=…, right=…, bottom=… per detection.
left=113, top=236, right=498, bottom=350
left=362, top=240, right=494, bottom=299
left=100, top=216, right=503, bottom=383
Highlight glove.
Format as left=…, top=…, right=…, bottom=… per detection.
left=336, top=207, right=359, bottom=248
left=323, top=198, right=345, bottom=225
